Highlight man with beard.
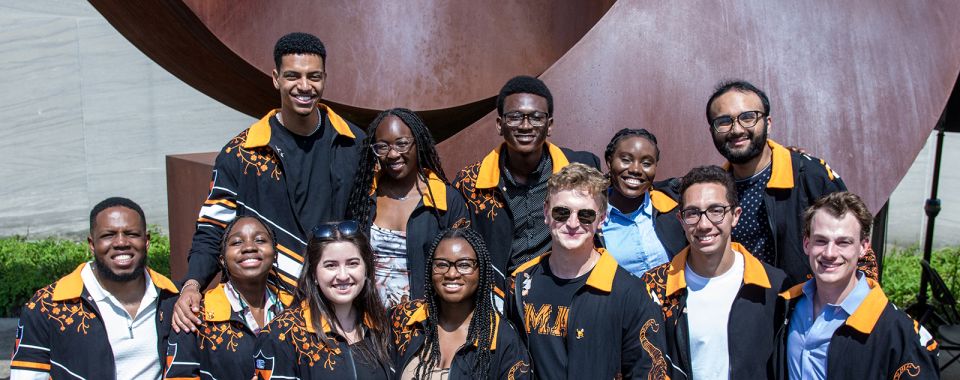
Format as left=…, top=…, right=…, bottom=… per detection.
left=706, top=80, right=852, bottom=285
left=454, top=75, right=600, bottom=305
left=10, top=197, right=178, bottom=380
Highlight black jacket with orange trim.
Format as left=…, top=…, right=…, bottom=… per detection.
left=640, top=243, right=788, bottom=380
left=597, top=183, right=688, bottom=260
left=505, top=249, right=671, bottom=379
left=774, top=278, right=940, bottom=380
left=360, top=171, right=470, bottom=301
left=389, top=299, right=532, bottom=379
left=186, top=105, right=365, bottom=290
left=726, top=139, right=857, bottom=285
left=453, top=142, right=601, bottom=296
left=253, top=301, right=393, bottom=379
left=163, top=283, right=293, bottom=380
left=11, top=263, right=178, bottom=379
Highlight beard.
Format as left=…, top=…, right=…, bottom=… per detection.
left=93, top=254, right=147, bottom=283
left=714, top=123, right=768, bottom=164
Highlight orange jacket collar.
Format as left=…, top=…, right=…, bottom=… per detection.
left=243, top=104, right=356, bottom=149
left=780, top=278, right=888, bottom=335
left=370, top=169, right=448, bottom=211
left=649, top=190, right=679, bottom=214
left=52, top=262, right=178, bottom=302
left=404, top=302, right=500, bottom=350
left=300, top=300, right=377, bottom=335
left=722, top=139, right=794, bottom=189
left=665, top=242, right=772, bottom=296
left=475, top=142, right=571, bottom=189
left=512, top=248, right=619, bottom=294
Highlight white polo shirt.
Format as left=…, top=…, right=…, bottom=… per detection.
left=80, top=263, right=161, bottom=380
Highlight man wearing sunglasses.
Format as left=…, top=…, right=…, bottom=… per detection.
left=454, top=75, right=600, bottom=306
left=641, top=165, right=787, bottom=380
left=506, top=163, right=670, bottom=379
left=171, top=33, right=365, bottom=333
left=706, top=80, right=855, bottom=286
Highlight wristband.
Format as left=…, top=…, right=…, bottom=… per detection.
left=182, top=280, right=201, bottom=292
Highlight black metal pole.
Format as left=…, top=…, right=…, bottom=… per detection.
left=917, top=123, right=946, bottom=307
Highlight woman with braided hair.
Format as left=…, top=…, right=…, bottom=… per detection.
left=600, top=128, right=687, bottom=277
left=346, top=108, right=469, bottom=308
left=390, top=227, right=531, bottom=380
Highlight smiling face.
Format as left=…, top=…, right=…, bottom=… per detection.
left=681, top=183, right=741, bottom=258
left=608, top=136, right=658, bottom=199
left=431, top=237, right=480, bottom=306
left=315, top=241, right=366, bottom=308
left=88, top=206, right=149, bottom=283
left=497, top=93, right=553, bottom=155
left=804, top=210, right=868, bottom=290
left=273, top=53, right=326, bottom=117
left=545, top=188, right=605, bottom=253
left=222, top=217, right=277, bottom=284
left=708, top=90, right=770, bottom=164
left=374, top=115, right=418, bottom=180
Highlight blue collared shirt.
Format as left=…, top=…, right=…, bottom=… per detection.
left=787, top=272, right=871, bottom=380
left=601, top=191, right=669, bottom=277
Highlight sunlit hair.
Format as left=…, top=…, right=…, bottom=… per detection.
left=294, top=225, right=391, bottom=366
left=802, top=192, right=873, bottom=241
left=415, top=228, right=495, bottom=379
left=217, top=215, right=280, bottom=285
left=547, top=162, right=609, bottom=208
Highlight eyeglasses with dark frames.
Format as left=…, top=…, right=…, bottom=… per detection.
left=501, top=111, right=550, bottom=128
left=710, top=111, right=766, bottom=134
left=431, top=258, right=479, bottom=275
left=311, top=220, right=360, bottom=239
left=550, top=206, right=598, bottom=225
left=371, top=138, right=414, bottom=157
left=679, top=205, right=733, bottom=225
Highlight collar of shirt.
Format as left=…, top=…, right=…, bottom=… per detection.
left=499, top=147, right=552, bottom=188
left=801, top=271, right=871, bottom=316
left=80, top=261, right=158, bottom=309
left=605, top=190, right=652, bottom=222
left=223, top=280, right=279, bottom=331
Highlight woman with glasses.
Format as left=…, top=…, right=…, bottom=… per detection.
left=254, top=221, right=393, bottom=379
left=391, top=228, right=531, bottom=379
left=164, top=215, right=291, bottom=380
left=346, top=108, right=469, bottom=308
left=600, top=128, right=687, bottom=277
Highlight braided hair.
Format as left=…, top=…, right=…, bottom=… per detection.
left=217, top=215, right=284, bottom=289
left=415, top=228, right=496, bottom=379
left=346, top=108, right=447, bottom=233
left=603, top=127, right=660, bottom=164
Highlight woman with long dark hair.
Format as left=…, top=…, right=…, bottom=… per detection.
left=254, top=221, right=393, bottom=379
left=600, top=128, right=687, bottom=277
left=164, top=215, right=290, bottom=379
left=391, top=228, right=531, bottom=379
left=346, top=108, right=469, bottom=307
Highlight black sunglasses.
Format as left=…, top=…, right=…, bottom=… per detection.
left=550, top=206, right=598, bottom=225
left=311, top=220, right=360, bottom=240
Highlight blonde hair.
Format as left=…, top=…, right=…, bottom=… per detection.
left=547, top=162, right=608, bottom=208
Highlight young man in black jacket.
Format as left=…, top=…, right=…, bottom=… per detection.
left=171, top=32, right=365, bottom=332
left=642, top=166, right=787, bottom=380
left=507, top=163, right=670, bottom=379
left=776, top=192, right=939, bottom=379
left=454, top=75, right=600, bottom=304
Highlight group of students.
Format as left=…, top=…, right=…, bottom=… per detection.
left=8, top=31, right=941, bottom=379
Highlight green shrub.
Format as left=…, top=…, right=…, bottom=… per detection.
left=0, top=226, right=171, bottom=317
left=882, top=245, right=960, bottom=309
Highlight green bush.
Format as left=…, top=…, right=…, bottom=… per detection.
left=0, top=226, right=171, bottom=317
left=882, top=245, right=960, bottom=309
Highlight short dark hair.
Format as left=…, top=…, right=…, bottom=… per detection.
left=705, top=80, right=770, bottom=122
left=679, top=166, right=738, bottom=208
left=604, top=128, right=660, bottom=163
left=273, top=32, right=327, bottom=69
left=803, top=192, right=873, bottom=241
left=89, top=197, right=146, bottom=231
left=496, top=75, right=553, bottom=116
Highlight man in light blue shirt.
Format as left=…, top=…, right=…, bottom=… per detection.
left=602, top=190, right=669, bottom=276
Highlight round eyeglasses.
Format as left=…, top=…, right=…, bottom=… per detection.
left=710, top=111, right=765, bottom=134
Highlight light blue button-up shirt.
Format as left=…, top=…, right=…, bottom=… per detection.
left=787, top=272, right=871, bottom=380
left=601, top=191, right=669, bottom=277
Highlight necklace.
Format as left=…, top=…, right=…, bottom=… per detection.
left=276, top=109, right=323, bottom=135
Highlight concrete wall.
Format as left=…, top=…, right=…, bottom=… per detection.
left=0, top=0, right=253, bottom=237
left=0, top=0, right=956, bottom=248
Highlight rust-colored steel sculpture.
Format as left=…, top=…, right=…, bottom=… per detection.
left=90, top=1, right=960, bottom=280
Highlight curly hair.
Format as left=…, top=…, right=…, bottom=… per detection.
left=547, top=162, right=609, bottom=208
left=415, top=228, right=496, bottom=379
left=496, top=75, right=553, bottom=116
left=273, top=32, right=327, bottom=69
left=678, top=165, right=739, bottom=208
